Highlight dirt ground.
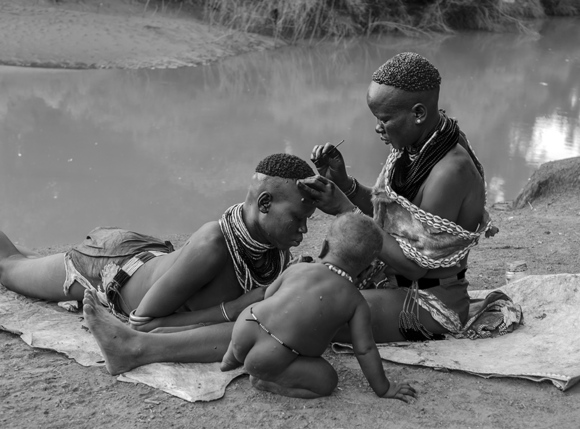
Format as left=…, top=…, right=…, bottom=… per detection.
left=1, top=1, right=580, bottom=428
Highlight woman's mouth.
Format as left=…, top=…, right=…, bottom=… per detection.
left=380, top=136, right=391, bottom=145
left=291, top=236, right=303, bottom=247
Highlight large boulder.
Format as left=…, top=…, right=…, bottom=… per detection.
left=512, top=157, right=580, bottom=209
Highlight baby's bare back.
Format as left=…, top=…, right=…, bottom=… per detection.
left=252, top=263, right=362, bottom=357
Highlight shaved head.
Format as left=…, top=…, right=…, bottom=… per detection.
left=325, top=213, right=383, bottom=272
left=367, top=81, right=439, bottom=114
left=248, top=173, right=300, bottom=200
left=244, top=153, right=316, bottom=250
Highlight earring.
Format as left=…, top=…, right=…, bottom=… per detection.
left=416, top=119, right=421, bottom=124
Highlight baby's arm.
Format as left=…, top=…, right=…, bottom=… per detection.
left=349, top=300, right=417, bottom=402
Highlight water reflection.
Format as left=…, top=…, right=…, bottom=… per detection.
left=1, top=18, right=579, bottom=246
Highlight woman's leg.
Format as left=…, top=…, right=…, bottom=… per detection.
left=334, top=288, right=453, bottom=343
left=83, top=290, right=233, bottom=375
left=0, top=231, right=85, bottom=301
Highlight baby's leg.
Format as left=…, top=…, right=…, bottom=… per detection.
left=220, top=341, right=243, bottom=371
left=248, top=354, right=338, bottom=399
left=220, top=306, right=256, bottom=372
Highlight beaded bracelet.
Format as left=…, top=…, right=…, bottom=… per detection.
left=129, top=309, right=154, bottom=326
left=220, top=302, right=233, bottom=322
left=343, top=176, right=359, bottom=198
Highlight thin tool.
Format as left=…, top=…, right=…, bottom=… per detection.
left=313, top=139, right=345, bottom=167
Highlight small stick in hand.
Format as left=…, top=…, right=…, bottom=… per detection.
left=313, top=139, right=345, bottom=167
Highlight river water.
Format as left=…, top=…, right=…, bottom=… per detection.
left=1, top=18, right=578, bottom=247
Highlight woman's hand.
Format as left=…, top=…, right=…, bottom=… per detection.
left=311, top=142, right=350, bottom=190
left=225, top=287, right=266, bottom=320
left=297, top=175, right=354, bottom=216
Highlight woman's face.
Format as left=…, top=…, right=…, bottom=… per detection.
left=366, top=81, right=420, bottom=151
left=259, top=180, right=316, bottom=250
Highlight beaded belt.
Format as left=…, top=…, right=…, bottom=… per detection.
left=103, top=250, right=166, bottom=320
left=394, top=269, right=466, bottom=290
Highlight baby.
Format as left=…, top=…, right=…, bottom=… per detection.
left=221, top=212, right=417, bottom=401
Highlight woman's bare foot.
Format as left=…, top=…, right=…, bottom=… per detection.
left=83, top=289, right=144, bottom=375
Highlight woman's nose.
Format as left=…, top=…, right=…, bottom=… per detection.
left=375, top=121, right=384, bottom=134
left=298, top=221, right=308, bottom=234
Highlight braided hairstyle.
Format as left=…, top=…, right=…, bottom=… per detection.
left=255, top=153, right=315, bottom=180
left=372, top=52, right=441, bottom=92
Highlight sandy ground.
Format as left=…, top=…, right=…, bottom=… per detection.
left=1, top=1, right=580, bottom=428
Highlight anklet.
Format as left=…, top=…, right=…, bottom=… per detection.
left=129, top=309, right=154, bottom=326
left=220, top=302, right=233, bottom=322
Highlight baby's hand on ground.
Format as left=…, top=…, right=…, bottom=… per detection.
left=383, top=381, right=417, bottom=403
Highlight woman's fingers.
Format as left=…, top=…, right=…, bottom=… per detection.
left=297, top=175, right=330, bottom=193
left=311, top=142, right=342, bottom=166
left=311, top=145, right=324, bottom=157
left=310, top=145, right=325, bottom=163
left=296, top=181, right=320, bottom=201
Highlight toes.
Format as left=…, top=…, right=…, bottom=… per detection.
left=82, top=290, right=98, bottom=313
left=83, top=289, right=96, bottom=303
left=83, top=301, right=95, bottom=315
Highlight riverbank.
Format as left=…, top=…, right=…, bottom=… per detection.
left=1, top=1, right=580, bottom=428
left=0, top=0, right=279, bottom=69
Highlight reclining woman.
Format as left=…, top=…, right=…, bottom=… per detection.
left=298, top=52, right=497, bottom=343
left=0, top=153, right=316, bottom=349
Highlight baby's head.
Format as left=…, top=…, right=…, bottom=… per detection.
left=321, top=213, right=383, bottom=275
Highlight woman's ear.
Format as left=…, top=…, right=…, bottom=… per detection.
left=257, top=192, right=272, bottom=214
left=412, top=103, right=427, bottom=124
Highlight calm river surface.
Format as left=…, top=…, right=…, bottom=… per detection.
left=1, top=18, right=578, bottom=247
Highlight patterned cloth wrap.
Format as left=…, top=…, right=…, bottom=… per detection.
left=369, top=150, right=521, bottom=339
left=63, top=227, right=175, bottom=320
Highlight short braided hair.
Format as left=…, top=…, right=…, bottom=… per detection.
left=255, top=153, right=315, bottom=180
left=372, top=52, right=441, bottom=92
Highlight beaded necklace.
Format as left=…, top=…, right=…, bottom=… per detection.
left=324, top=263, right=354, bottom=284
left=391, top=111, right=458, bottom=202
left=219, top=203, right=288, bottom=293
left=373, top=115, right=493, bottom=269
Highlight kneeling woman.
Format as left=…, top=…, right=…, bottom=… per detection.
left=297, top=52, right=497, bottom=342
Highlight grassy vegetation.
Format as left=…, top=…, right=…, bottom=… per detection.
left=146, top=0, right=579, bottom=40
